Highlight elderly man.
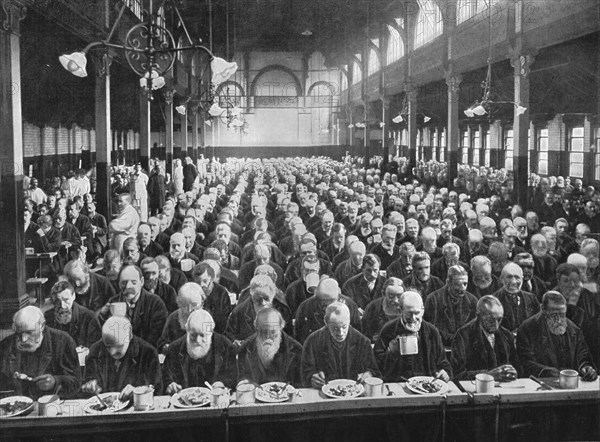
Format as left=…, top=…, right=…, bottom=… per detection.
left=167, top=232, right=200, bottom=276
left=285, top=256, right=321, bottom=316
left=374, top=291, right=451, bottom=382
left=100, top=264, right=168, bottom=348
left=451, top=295, right=518, bottom=381
left=109, top=193, right=140, bottom=252
left=140, top=257, right=178, bottom=313
left=334, top=240, right=366, bottom=284
left=163, top=309, right=236, bottom=392
left=294, top=278, right=362, bottom=343
left=0, top=306, right=81, bottom=399
left=402, top=252, right=444, bottom=301
left=468, top=255, right=502, bottom=299
left=431, top=242, right=467, bottom=282
left=137, top=223, right=163, bottom=258
left=320, top=223, right=346, bottom=263
left=239, top=243, right=284, bottom=290
left=191, top=262, right=233, bottom=334
left=530, top=233, right=558, bottom=285
left=44, top=280, right=101, bottom=349
left=64, top=259, right=115, bottom=313
left=362, top=277, right=404, bottom=342
left=513, top=252, right=548, bottom=303
left=121, top=237, right=146, bottom=267
left=424, top=266, right=478, bottom=347
left=237, top=308, right=303, bottom=387
left=225, top=275, right=292, bottom=347
left=83, top=316, right=162, bottom=400
left=492, top=263, right=540, bottom=333
left=370, top=224, right=401, bottom=271
left=341, top=254, right=386, bottom=313
left=155, top=254, right=188, bottom=293
left=301, top=302, right=380, bottom=388
left=158, top=283, right=205, bottom=354
left=387, top=242, right=417, bottom=281
left=517, top=292, right=597, bottom=380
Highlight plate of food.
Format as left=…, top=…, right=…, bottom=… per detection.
left=0, top=396, right=34, bottom=418
left=321, top=379, right=365, bottom=399
left=171, top=387, right=211, bottom=408
left=83, top=393, right=130, bottom=413
left=406, top=376, right=448, bottom=395
left=255, top=382, right=294, bottom=403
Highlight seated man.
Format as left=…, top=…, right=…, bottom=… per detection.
left=402, top=252, right=444, bottom=301
left=341, top=254, right=386, bottom=313
left=424, top=265, right=478, bottom=347
left=237, top=308, right=303, bottom=387
left=167, top=232, right=200, bottom=277
left=44, top=280, right=101, bottom=349
left=333, top=240, right=365, bottom=285
left=374, top=291, right=451, bottom=382
left=155, top=254, right=188, bottom=293
left=362, top=277, right=404, bottom=342
left=294, top=278, right=362, bottom=343
left=451, top=295, right=519, bottom=381
left=225, top=275, right=292, bottom=347
left=468, top=255, right=502, bottom=299
left=386, top=242, right=417, bottom=280
left=163, top=310, right=236, bottom=393
left=99, top=264, right=168, bottom=348
left=492, top=263, right=540, bottom=334
left=431, top=243, right=468, bottom=282
left=83, top=316, right=162, bottom=400
left=285, top=256, right=322, bottom=316
left=158, top=283, right=205, bottom=354
left=370, top=224, right=401, bottom=270
left=513, top=252, right=548, bottom=303
left=64, top=259, right=115, bottom=313
left=517, top=291, right=597, bottom=381
left=191, top=262, right=233, bottom=334
left=0, top=306, right=81, bottom=399
left=140, top=257, right=178, bottom=313
left=301, top=302, right=381, bottom=388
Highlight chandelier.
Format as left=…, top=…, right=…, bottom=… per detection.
left=391, top=95, right=431, bottom=124
left=58, top=0, right=237, bottom=100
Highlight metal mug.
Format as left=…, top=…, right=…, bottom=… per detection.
left=210, top=387, right=230, bottom=408
left=180, top=259, right=194, bottom=272
left=235, top=383, right=255, bottom=405
left=559, top=369, right=579, bottom=389
left=473, top=373, right=495, bottom=393
left=305, top=273, right=320, bottom=294
left=364, top=377, right=384, bottom=397
left=110, top=302, right=127, bottom=317
left=76, top=346, right=89, bottom=367
left=399, top=335, right=418, bottom=355
left=133, top=385, right=154, bottom=411
left=38, top=395, right=61, bottom=417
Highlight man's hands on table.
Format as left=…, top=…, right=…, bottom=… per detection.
left=33, top=374, right=56, bottom=391
left=82, top=379, right=101, bottom=395
left=311, top=371, right=326, bottom=389
left=488, top=364, right=517, bottom=382
left=580, top=365, right=597, bottom=382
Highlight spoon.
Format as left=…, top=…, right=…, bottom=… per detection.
left=94, top=393, right=109, bottom=410
left=204, top=381, right=214, bottom=391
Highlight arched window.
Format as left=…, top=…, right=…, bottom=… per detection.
left=386, top=25, right=404, bottom=65
left=352, top=55, right=362, bottom=85
left=367, top=44, right=380, bottom=77
left=457, top=0, right=498, bottom=24
left=414, top=0, right=443, bottom=49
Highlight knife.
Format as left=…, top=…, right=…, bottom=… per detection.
left=529, top=375, right=554, bottom=390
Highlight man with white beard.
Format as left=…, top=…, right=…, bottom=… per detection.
left=374, top=291, right=451, bottom=382
left=362, top=277, right=405, bottom=342
left=158, top=283, right=205, bottom=353
left=236, top=308, right=303, bottom=387
left=467, top=255, right=502, bottom=299
left=44, top=280, right=101, bottom=348
left=163, top=309, right=236, bottom=393
left=517, top=291, right=597, bottom=380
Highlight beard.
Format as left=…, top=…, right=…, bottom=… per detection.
left=105, top=270, right=119, bottom=281
left=74, top=280, right=90, bottom=295
left=546, top=315, right=567, bottom=335
left=55, top=308, right=73, bottom=325
left=256, top=334, right=282, bottom=366
left=402, top=316, right=422, bottom=333
left=186, top=337, right=211, bottom=360
left=16, top=336, right=43, bottom=353
left=382, top=298, right=401, bottom=318
left=144, top=278, right=159, bottom=292
left=473, top=275, right=492, bottom=288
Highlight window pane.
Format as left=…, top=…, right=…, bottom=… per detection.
left=570, top=164, right=584, bottom=178
left=571, top=138, right=584, bottom=152
left=571, top=127, right=584, bottom=138
left=539, top=161, right=548, bottom=175
left=571, top=153, right=584, bottom=163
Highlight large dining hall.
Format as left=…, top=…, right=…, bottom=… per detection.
left=0, top=0, right=599, bottom=441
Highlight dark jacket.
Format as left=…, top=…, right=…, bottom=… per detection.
left=341, top=273, right=387, bottom=310
left=85, top=335, right=162, bottom=394
left=300, top=326, right=381, bottom=387
left=102, top=290, right=168, bottom=348
left=45, top=302, right=101, bottom=348
left=89, top=212, right=108, bottom=249
left=370, top=243, right=401, bottom=271
left=374, top=319, right=452, bottom=382
left=75, top=272, right=116, bottom=313
left=163, top=333, right=236, bottom=389
left=402, top=273, right=445, bottom=302
left=203, top=283, right=234, bottom=334
left=516, top=312, right=595, bottom=377
left=492, top=287, right=540, bottom=333
left=237, top=332, right=303, bottom=387
left=424, top=286, right=478, bottom=346
left=451, top=318, right=518, bottom=380
left=225, top=297, right=292, bottom=342
left=361, top=297, right=399, bottom=342
left=147, top=280, right=178, bottom=314
left=0, top=327, right=81, bottom=399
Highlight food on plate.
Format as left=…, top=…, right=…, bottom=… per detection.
left=410, top=379, right=442, bottom=393
left=179, top=389, right=209, bottom=406
left=258, top=383, right=289, bottom=400
left=326, top=383, right=362, bottom=398
left=0, top=401, right=30, bottom=415
left=90, top=395, right=119, bottom=412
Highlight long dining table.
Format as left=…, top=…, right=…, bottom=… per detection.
left=1, top=379, right=598, bottom=442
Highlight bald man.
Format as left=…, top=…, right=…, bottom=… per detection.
left=163, top=309, right=236, bottom=393
left=0, top=306, right=81, bottom=399
left=374, top=291, right=451, bottom=382
left=84, top=316, right=162, bottom=400
left=301, top=302, right=380, bottom=388
left=294, top=278, right=362, bottom=343
left=237, top=308, right=303, bottom=387
left=492, top=263, right=540, bottom=333
left=158, top=283, right=206, bottom=354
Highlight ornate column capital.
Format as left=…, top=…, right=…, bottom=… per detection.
left=163, top=90, right=174, bottom=105
left=380, top=96, right=391, bottom=109
left=91, top=51, right=114, bottom=78
left=0, top=0, right=29, bottom=35
left=510, top=53, right=536, bottom=77
left=444, top=73, right=463, bottom=94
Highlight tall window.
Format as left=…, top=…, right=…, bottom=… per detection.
left=414, top=0, right=443, bottom=49
left=440, top=129, right=446, bottom=162
left=527, top=128, right=533, bottom=174
left=457, top=0, right=498, bottom=24
left=484, top=129, right=491, bottom=166
left=472, top=129, right=480, bottom=166
left=461, top=130, right=469, bottom=164
left=504, top=128, right=513, bottom=170
left=569, top=127, right=585, bottom=178
left=432, top=129, right=438, bottom=160
left=352, top=55, right=362, bottom=85
left=537, top=128, right=548, bottom=175
left=386, top=25, right=404, bottom=65
left=367, top=45, right=380, bottom=76
left=595, top=127, right=600, bottom=181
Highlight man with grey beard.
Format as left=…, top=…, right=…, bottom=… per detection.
left=236, top=308, right=303, bottom=387
left=44, top=280, right=101, bottom=348
left=517, top=291, right=597, bottom=380
left=163, top=309, right=236, bottom=393
left=362, top=277, right=405, bottom=342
